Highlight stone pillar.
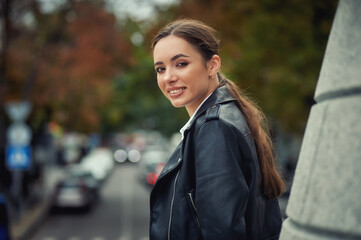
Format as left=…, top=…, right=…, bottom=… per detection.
left=279, top=0, right=361, bottom=239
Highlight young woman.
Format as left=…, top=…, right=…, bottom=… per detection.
left=150, top=19, right=285, bottom=240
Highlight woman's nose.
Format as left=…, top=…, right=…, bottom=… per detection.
left=163, top=69, right=176, bottom=83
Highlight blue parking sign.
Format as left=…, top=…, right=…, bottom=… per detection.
left=6, top=145, right=32, bottom=170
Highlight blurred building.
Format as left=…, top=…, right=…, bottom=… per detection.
left=280, top=1, right=361, bottom=239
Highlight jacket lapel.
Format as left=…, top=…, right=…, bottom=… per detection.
left=156, top=141, right=182, bottom=181
left=155, top=86, right=235, bottom=182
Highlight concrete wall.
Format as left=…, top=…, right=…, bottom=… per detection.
left=279, top=0, right=361, bottom=239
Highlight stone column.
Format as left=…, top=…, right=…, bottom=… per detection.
left=279, top=0, right=361, bottom=239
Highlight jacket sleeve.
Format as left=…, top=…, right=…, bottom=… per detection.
left=194, top=119, right=252, bottom=240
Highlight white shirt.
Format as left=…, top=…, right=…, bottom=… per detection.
left=179, top=93, right=213, bottom=140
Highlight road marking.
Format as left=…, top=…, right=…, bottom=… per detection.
left=92, top=237, right=105, bottom=240
left=118, top=165, right=135, bottom=240
left=68, top=237, right=81, bottom=240
left=42, top=237, right=57, bottom=240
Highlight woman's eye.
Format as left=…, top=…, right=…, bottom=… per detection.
left=176, top=61, right=188, bottom=67
left=155, top=67, right=165, bottom=73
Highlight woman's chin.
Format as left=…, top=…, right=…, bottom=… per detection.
left=170, top=101, right=185, bottom=108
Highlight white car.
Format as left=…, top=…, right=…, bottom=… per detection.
left=80, top=147, right=114, bottom=182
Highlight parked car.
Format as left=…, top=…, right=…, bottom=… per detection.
left=138, top=149, right=170, bottom=187
left=52, top=175, right=97, bottom=210
left=67, top=165, right=100, bottom=200
left=79, top=147, right=114, bottom=183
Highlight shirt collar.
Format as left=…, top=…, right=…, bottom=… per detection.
left=179, top=93, right=213, bottom=139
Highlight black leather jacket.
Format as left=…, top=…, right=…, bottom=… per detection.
left=149, top=86, right=282, bottom=240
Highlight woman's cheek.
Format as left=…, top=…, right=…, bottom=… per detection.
left=157, top=77, right=163, bottom=90
left=157, top=79, right=167, bottom=97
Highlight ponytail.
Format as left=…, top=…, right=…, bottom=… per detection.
left=218, top=73, right=285, bottom=199
left=152, top=19, right=285, bottom=199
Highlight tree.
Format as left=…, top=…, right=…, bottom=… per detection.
left=4, top=0, right=133, bottom=133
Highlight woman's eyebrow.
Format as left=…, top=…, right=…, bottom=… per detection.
left=170, top=53, right=189, bottom=62
left=154, top=53, right=189, bottom=67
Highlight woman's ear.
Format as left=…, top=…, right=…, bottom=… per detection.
left=208, top=55, right=221, bottom=77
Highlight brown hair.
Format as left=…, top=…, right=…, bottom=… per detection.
left=152, top=19, right=285, bottom=199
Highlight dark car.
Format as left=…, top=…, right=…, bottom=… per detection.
left=53, top=175, right=97, bottom=211
left=67, top=165, right=100, bottom=199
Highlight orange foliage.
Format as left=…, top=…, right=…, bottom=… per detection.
left=6, top=1, right=133, bottom=132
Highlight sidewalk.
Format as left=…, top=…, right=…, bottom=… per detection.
left=9, top=165, right=65, bottom=240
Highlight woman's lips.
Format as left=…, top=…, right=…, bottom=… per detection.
left=168, top=87, right=186, bottom=97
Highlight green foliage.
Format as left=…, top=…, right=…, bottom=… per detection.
left=3, top=0, right=338, bottom=137
left=151, top=0, right=338, bottom=134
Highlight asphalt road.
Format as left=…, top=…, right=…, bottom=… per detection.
left=30, top=163, right=151, bottom=240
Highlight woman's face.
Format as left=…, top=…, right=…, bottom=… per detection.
left=153, top=35, right=218, bottom=116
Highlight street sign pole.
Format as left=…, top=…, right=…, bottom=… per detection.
left=4, top=101, right=32, bottom=218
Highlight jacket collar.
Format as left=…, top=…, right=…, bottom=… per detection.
left=154, top=86, right=236, bottom=183
left=186, top=85, right=235, bottom=130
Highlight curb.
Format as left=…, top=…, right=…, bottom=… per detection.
left=10, top=194, right=54, bottom=240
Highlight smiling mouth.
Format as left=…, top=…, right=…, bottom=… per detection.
left=169, top=88, right=186, bottom=94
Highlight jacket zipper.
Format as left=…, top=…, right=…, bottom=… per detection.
left=168, top=168, right=180, bottom=240
left=187, top=192, right=202, bottom=234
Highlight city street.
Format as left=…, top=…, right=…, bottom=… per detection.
left=30, top=163, right=151, bottom=240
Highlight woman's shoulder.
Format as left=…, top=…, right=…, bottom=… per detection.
left=194, top=101, right=251, bottom=137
